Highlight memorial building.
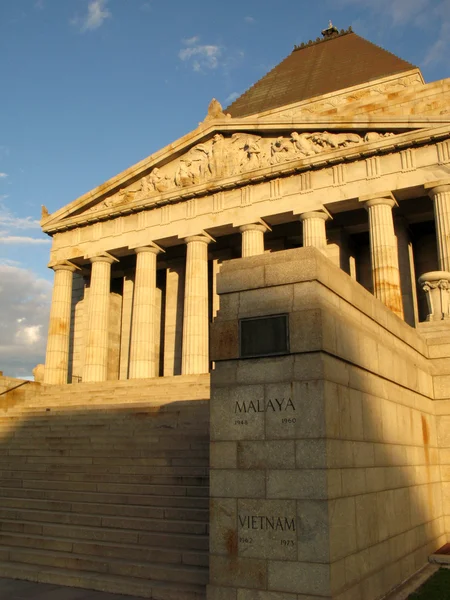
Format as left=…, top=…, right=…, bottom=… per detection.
left=1, top=24, right=450, bottom=600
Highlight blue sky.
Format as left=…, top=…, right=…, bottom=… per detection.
left=0, top=0, right=449, bottom=377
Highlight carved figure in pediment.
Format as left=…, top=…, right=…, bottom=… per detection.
left=210, top=134, right=228, bottom=178
left=41, top=205, right=49, bottom=219
left=175, top=144, right=212, bottom=187
left=270, top=136, right=296, bottom=164
left=290, top=132, right=321, bottom=157
left=363, top=131, right=394, bottom=143
left=231, top=134, right=263, bottom=171
left=145, top=168, right=172, bottom=194
left=311, top=131, right=362, bottom=149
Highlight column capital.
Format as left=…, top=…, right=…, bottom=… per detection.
left=424, top=179, right=450, bottom=197
left=133, top=243, right=164, bottom=255
left=299, top=211, right=330, bottom=222
left=359, top=192, right=397, bottom=210
left=238, top=222, right=271, bottom=234
left=89, top=252, right=118, bottom=265
left=184, top=233, right=215, bottom=245
left=49, top=261, right=79, bottom=273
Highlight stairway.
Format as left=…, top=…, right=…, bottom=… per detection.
left=0, top=374, right=210, bottom=599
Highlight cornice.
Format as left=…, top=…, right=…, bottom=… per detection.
left=41, top=124, right=450, bottom=235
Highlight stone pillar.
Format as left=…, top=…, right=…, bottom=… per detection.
left=426, top=181, right=450, bottom=271
left=119, top=274, right=134, bottom=380
left=363, top=195, right=404, bottom=319
left=182, top=234, right=211, bottom=375
left=300, top=211, right=329, bottom=248
left=164, top=261, right=185, bottom=377
left=129, top=245, right=161, bottom=379
left=239, top=223, right=268, bottom=257
left=44, top=263, right=77, bottom=385
left=83, top=255, right=116, bottom=383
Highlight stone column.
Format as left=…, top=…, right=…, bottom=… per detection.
left=300, top=211, right=329, bottom=248
left=44, top=263, right=77, bottom=385
left=363, top=195, right=404, bottom=319
left=83, top=255, right=116, bottom=383
left=425, top=181, right=450, bottom=271
left=239, top=223, right=269, bottom=257
left=119, top=274, right=134, bottom=380
left=182, top=234, right=211, bottom=375
left=128, top=246, right=161, bottom=379
left=164, top=261, right=185, bottom=377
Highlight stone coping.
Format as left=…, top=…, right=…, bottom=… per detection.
left=217, top=246, right=428, bottom=357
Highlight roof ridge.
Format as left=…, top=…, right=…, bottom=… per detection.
left=293, top=26, right=353, bottom=52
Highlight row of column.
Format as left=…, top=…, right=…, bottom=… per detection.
left=44, top=180, right=450, bottom=384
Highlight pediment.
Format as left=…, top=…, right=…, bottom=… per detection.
left=41, top=116, right=450, bottom=233
left=249, top=71, right=450, bottom=122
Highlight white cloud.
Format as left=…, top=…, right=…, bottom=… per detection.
left=0, top=207, right=48, bottom=244
left=244, top=16, right=255, bottom=23
left=0, top=173, right=7, bottom=179
left=0, top=210, right=40, bottom=230
left=0, top=234, right=50, bottom=245
left=183, top=36, right=200, bottom=46
left=225, top=91, right=240, bottom=105
left=179, top=37, right=221, bottom=72
left=0, top=265, right=51, bottom=378
left=72, top=0, right=111, bottom=33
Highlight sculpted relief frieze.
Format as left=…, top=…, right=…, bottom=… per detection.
left=86, top=130, right=396, bottom=214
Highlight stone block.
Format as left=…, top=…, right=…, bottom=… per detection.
left=236, top=357, right=294, bottom=385
left=212, top=362, right=238, bottom=387
left=329, top=497, right=357, bottom=561
left=237, top=440, right=296, bottom=469
left=210, top=498, right=237, bottom=555
left=355, top=493, right=379, bottom=550
left=238, top=285, right=293, bottom=319
left=297, top=500, right=330, bottom=562
left=210, top=470, right=265, bottom=498
left=267, top=560, right=330, bottom=596
left=237, top=499, right=297, bottom=560
left=342, top=468, right=366, bottom=496
left=267, top=380, right=325, bottom=440
left=210, top=556, right=267, bottom=589
left=211, top=442, right=237, bottom=469
left=264, top=257, right=316, bottom=287
left=211, top=320, right=239, bottom=361
left=217, top=266, right=265, bottom=295
left=295, top=439, right=327, bottom=469
left=208, top=585, right=237, bottom=600
left=289, top=309, right=323, bottom=353
left=236, top=591, right=296, bottom=600
left=210, top=385, right=265, bottom=441
left=266, top=469, right=327, bottom=500
left=293, top=353, right=324, bottom=381
left=216, top=293, right=240, bottom=320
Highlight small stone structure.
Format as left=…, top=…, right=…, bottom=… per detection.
left=209, top=247, right=449, bottom=600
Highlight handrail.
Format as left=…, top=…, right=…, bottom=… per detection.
left=0, top=380, right=30, bottom=397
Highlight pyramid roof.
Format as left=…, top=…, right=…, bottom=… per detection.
left=226, top=27, right=418, bottom=118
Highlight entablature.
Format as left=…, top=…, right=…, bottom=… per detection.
left=42, top=123, right=450, bottom=236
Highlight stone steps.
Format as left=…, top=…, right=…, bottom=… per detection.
left=0, top=494, right=208, bottom=521
left=0, top=561, right=206, bottom=599
left=0, top=486, right=209, bottom=508
left=0, top=382, right=210, bottom=597
left=0, top=531, right=207, bottom=567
